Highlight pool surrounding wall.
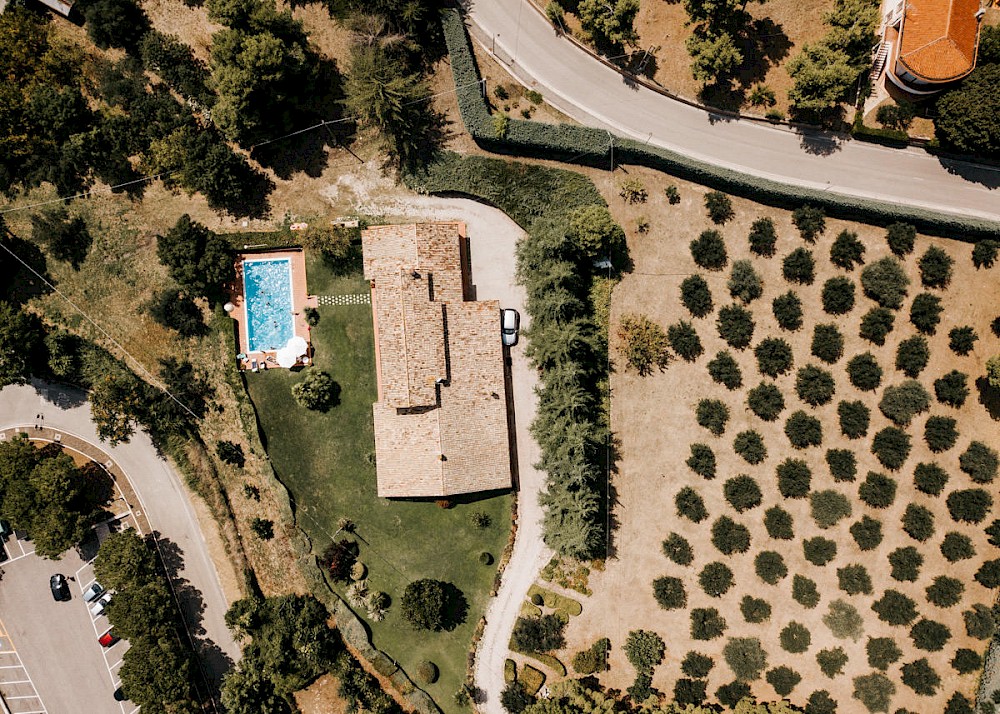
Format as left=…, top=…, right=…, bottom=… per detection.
left=243, top=258, right=295, bottom=352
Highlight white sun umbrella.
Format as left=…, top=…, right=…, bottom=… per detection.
left=276, top=347, right=298, bottom=368
left=286, top=335, right=309, bottom=358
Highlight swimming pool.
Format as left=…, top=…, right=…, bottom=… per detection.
left=243, top=258, right=295, bottom=352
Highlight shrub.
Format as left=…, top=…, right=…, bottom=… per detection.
left=716, top=304, right=754, bottom=349
left=847, top=354, right=883, bottom=391
left=792, top=205, right=825, bottom=242
left=711, top=516, right=751, bottom=555
left=824, top=600, right=863, bottom=641
left=676, top=487, right=709, bottom=523
left=624, top=629, right=664, bottom=674
left=861, top=257, right=910, bottom=309
left=147, top=289, right=206, bottom=337
left=680, top=275, right=713, bottom=318
left=512, top=613, right=566, bottom=653
left=755, top=551, right=787, bottom=585
left=850, top=516, right=883, bottom=551
left=812, top=490, right=852, bottom=529
left=901, top=658, right=940, bottom=695
left=216, top=441, right=245, bottom=467
left=618, top=314, right=672, bottom=375
left=724, top=637, right=767, bottom=681
left=572, top=638, right=610, bottom=675
left=681, top=651, right=714, bottom=679
left=707, top=350, right=743, bottom=389
left=664, top=185, right=681, bottom=204
left=811, top=324, right=844, bottom=363
left=792, top=575, right=820, bottom=608
left=772, top=291, right=803, bottom=330
left=925, top=575, right=963, bottom=608
left=764, top=506, right=794, bottom=540
left=896, top=336, right=930, bottom=378
left=416, top=661, right=439, bottom=685
left=867, top=637, right=902, bottom=670
left=914, top=462, right=948, bottom=495
left=830, top=230, right=865, bottom=270
left=960, top=441, right=999, bottom=483
left=777, top=459, right=812, bottom=498
left=690, top=608, right=727, bottom=640
left=748, top=217, right=777, bottom=256
left=766, top=667, right=801, bottom=697
left=963, top=603, right=995, bottom=639
left=871, top=427, right=910, bottom=471
left=755, top=338, right=794, bottom=377
left=826, top=449, right=857, bottom=481
left=699, top=562, right=734, bottom=597
left=886, top=223, right=916, bottom=256
left=888, top=546, right=923, bottom=582
left=783, top=247, right=816, bottom=285
left=673, top=678, right=706, bottom=707
left=952, top=648, right=981, bottom=674
left=859, top=307, right=895, bottom=345
left=803, top=537, right=837, bottom=566
left=662, top=532, right=694, bottom=565
left=740, top=596, right=772, bottom=623
left=837, top=564, right=872, bottom=595
left=501, top=681, right=533, bottom=712
left=872, top=590, right=918, bottom=625
left=976, top=560, right=1000, bottom=589
left=691, top=230, right=727, bottom=270
left=860, top=472, right=898, bottom=508
left=733, top=432, right=767, bottom=466
left=924, top=416, right=958, bottom=453
left=821, top=277, right=856, bottom=315
left=974, top=238, right=1000, bottom=268
left=724, top=475, right=762, bottom=512
left=947, top=488, right=993, bottom=523
left=902, top=504, right=935, bottom=542
left=619, top=178, right=648, bottom=204
left=853, top=673, right=895, bottom=713
left=716, top=681, right=751, bottom=708
left=934, top=370, right=969, bottom=407
left=940, top=532, right=974, bottom=562
left=909, top=292, right=943, bottom=334
left=696, top=399, right=729, bottom=435
left=668, top=321, right=703, bottom=361
left=748, top=382, right=785, bottom=421
left=780, top=622, right=811, bottom=653
left=806, top=690, right=837, bottom=714
left=705, top=191, right=734, bottom=224
left=796, top=365, right=835, bottom=406
left=652, top=576, right=687, bottom=610
left=292, top=369, right=340, bottom=411
left=816, top=648, right=848, bottom=678
left=686, top=443, right=716, bottom=478
left=250, top=517, right=274, bottom=540
left=402, top=579, right=464, bottom=632
left=728, top=260, right=763, bottom=304
left=785, top=411, right=822, bottom=449
left=879, top=380, right=930, bottom=426
left=838, top=400, right=870, bottom=439
left=918, top=246, right=953, bottom=288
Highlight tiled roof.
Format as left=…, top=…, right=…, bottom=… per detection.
left=898, top=0, right=981, bottom=81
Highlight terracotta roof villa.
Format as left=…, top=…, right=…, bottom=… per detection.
left=884, top=0, right=985, bottom=93
left=363, top=222, right=512, bottom=498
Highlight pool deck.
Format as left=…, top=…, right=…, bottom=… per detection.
left=229, top=249, right=316, bottom=371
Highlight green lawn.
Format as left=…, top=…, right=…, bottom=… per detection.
left=245, top=252, right=512, bottom=711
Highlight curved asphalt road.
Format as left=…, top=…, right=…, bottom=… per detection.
left=464, top=0, right=1000, bottom=222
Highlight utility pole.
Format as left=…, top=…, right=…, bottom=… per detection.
left=607, top=130, right=614, bottom=172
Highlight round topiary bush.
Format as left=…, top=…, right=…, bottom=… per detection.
left=676, top=486, right=709, bottom=523
left=830, top=230, right=865, bottom=270
left=850, top=516, right=883, bottom=551
left=740, top=595, right=771, bottom=623
left=821, top=277, right=856, bottom=315
left=861, top=256, right=910, bottom=309
left=680, top=274, right=713, bottom=318
left=811, top=324, right=844, bottom=364
left=934, top=370, right=969, bottom=408
left=960, top=441, right=999, bottom=483
left=896, top=336, right=930, bottom=378
left=711, top=516, right=751, bottom=555
left=749, top=217, right=777, bottom=257
left=662, top=532, right=694, bottom=565
left=724, top=474, right=763, bottom=512
left=728, top=259, right=763, bottom=304
left=826, top=448, right=857, bottom=481
left=668, top=321, right=703, bottom=362
left=792, top=575, right=820, bottom=609
left=755, top=338, right=794, bottom=377
left=838, top=400, right=870, bottom=439
left=777, top=458, right=811, bottom=499
left=853, top=672, right=896, bottom=713
left=914, top=462, right=948, bottom=495
left=724, top=637, right=768, bottom=681
left=793, top=205, right=826, bottom=242
left=772, top=291, right=803, bottom=331
left=748, top=382, right=785, bottom=421
left=872, top=590, right=918, bottom=625
left=783, top=247, right=816, bottom=285
left=764, top=506, right=794, bottom=540
left=889, top=546, right=923, bottom=582
left=803, top=537, right=837, bottom=566
left=871, top=427, right=911, bottom=471
left=733, top=432, right=767, bottom=465
left=699, top=562, right=735, bottom=597
left=816, top=647, right=849, bottom=678
left=902, top=504, right=935, bottom=542
left=837, top=564, right=872, bottom=595
left=924, top=416, right=958, bottom=453
left=707, top=350, right=743, bottom=389
left=479, top=552, right=494, bottom=565
left=919, top=245, right=953, bottom=288
left=686, top=443, right=717, bottom=479
left=786, top=411, right=822, bottom=449
left=691, top=607, right=727, bottom=640
left=755, top=551, right=787, bottom=585
left=947, top=488, right=993, bottom=524
left=766, top=666, right=801, bottom=697
left=859, top=471, right=898, bottom=508
left=886, top=223, right=916, bottom=256
left=416, top=660, right=439, bottom=684
left=952, top=648, right=982, bottom=674
left=823, top=600, right=863, bottom=641
left=859, top=307, right=895, bottom=345
left=652, top=576, right=687, bottom=610
left=696, top=399, right=730, bottom=436
left=691, top=229, right=728, bottom=270
left=949, top=325, right=979, bottom=355
left=811, top=490, right=852, bottom=529
left=925, top=575, right=963, bottom=608
left=910, top=619, right=951, bottom=652
left=847, top=353, right=883, bottom=391
left=910, top=292, right=943, bottom=334
left=796, top=365, right=836, bottom=406
left=940, top=532, right=974, bottom=562
left=866, top=637, right=902, bottom=670
left=531, top=592, right=544, bottom=606
left=716, top=303, right=755, bottom=350
left=879, top=379, right=930, bottom=426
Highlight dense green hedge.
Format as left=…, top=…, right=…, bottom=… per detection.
left=440, top=7, right=1000, bottom=240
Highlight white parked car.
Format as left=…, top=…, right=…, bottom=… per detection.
left=501, top=309, right=520, bottom=347
left=83, top=582, right=105, bottom=603
left=89, top=592, right=112, bottom=618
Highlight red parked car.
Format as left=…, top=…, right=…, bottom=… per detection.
left=98, top=630, right=119, bottom=647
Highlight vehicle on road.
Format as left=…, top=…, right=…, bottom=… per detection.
left=89, top=592, right=112, bottom=617
left=501, top=308, right=520, bottom=347
left=50, top=573, right=70, bottom=601
left=98, top=630, right=119, bottom=647
left=0, top=519, right=11, bottom=538
left=83, top=582, right=104, bottom=602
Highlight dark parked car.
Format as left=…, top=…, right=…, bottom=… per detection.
left=49, top=574, right=70, bottom=602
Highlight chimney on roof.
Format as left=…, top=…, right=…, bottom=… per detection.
left=975, top=8, right=986, bottom=19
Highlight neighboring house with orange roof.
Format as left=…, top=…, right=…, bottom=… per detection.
left=363, top=222, right=513, bottom=499
left=883, top=0, right=986, bottom=93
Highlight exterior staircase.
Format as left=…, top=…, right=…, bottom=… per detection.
left=872, top=41, right=892, bottom=78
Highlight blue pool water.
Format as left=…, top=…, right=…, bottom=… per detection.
left=243, top=259, right=294, bottom=352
